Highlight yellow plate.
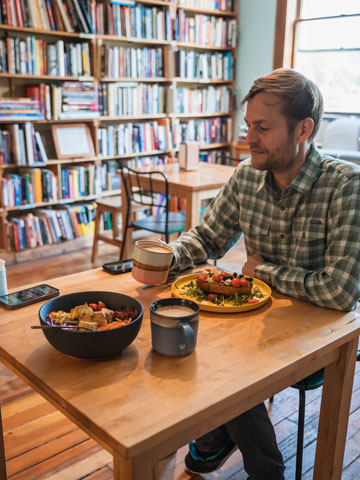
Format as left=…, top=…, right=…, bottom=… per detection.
left=171, top=274, right=271, bottom=313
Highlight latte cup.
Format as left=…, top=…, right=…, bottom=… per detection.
left=150, top=298, right=199, bottom=357
left=132, top=240, right=174, bottom=285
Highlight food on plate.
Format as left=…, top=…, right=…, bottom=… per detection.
left=47, top=301, right=139, bottom=331
left=183, top=270, right=265, bottom=306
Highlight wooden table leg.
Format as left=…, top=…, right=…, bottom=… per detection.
left=0, top=406, right=7, bottom=480
left=114, top=451, right=158, bottom=480
left=313, top=337, right=358, bottom=480
left=186, top=192, right=200, bottom=231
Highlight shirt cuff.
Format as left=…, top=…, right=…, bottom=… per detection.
left=254, top=262, right=280, bottom=286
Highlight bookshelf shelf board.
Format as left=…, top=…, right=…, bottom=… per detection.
left=47, top=157, right=98, bottom=165
left=99, top=114, right=167, bottom=121
left=180, top=6, right=236, bottom=17
left=199, top=142, right=231, bottom=151
left=173, top=78, right=233, bottom=84
left=0, top=118, right=98, bottom=124
left=176, top=42, right=234, bottom=51
left=97, top=35, right=170, bottom=46
left=100, top=77, right=171, bottom=83
left=169, top=112, right=232, bottom=118
left=4, top=195, right=98, bottom=212
left=135, top=0, right=172, bottom=5
left=0, top=25, right=87, bottom=39
left=0, top=73, right=93, bottom=82
left=99, top=150, right=171, bottom=161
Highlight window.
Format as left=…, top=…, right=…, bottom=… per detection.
left=293, top=0, right=360, bottom=113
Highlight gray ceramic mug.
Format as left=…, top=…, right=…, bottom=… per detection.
left=149, top=298, right=200, bottom=357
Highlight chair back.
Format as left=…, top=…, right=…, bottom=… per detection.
left=214, top=151, right=239, bottom=167
left=119, top=165, right=170, bottom=239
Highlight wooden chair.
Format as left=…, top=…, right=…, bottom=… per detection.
left=91, top=196, right=123, bottom=263
left=119, top=166, right=186, bottom=260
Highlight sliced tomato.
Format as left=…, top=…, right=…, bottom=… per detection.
left=208, top=294, right=218, bottom=300
left=89, top=303, right=98, bottom=311
left=248, top=298, right=259, bottom=304
left=238, top=278, right=249, bottom=287
left=231, top=277, right=242, bottom=287
left=212, top=274, right=222, bottom=283
left=97, top=301, right=106, bottom=309
left=197, top=274, right=208, bottom=283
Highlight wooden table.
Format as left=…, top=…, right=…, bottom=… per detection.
left=119, top=163, right=234, bottom=257
left=0, top=269, right=359, bottom=480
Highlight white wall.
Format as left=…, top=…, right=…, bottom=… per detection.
left=234, top=0, right=277, bottom=137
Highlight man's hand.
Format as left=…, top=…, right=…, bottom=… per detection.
left=242, top=253, right=265, bottom=277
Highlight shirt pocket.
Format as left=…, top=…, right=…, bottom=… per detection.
left=292, top=219, right=327, bottom=268
left=245, top=221, right=271, bottom=255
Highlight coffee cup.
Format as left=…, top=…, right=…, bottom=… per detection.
left=132, top=240, right=174, bottom=285
left=149, top=298, right=199, bottom=357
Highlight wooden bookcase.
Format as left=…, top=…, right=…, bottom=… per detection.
left=0, top=0, right=238, bottom=261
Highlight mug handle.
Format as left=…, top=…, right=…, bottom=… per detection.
left=177, top=322, right=195, bottom=354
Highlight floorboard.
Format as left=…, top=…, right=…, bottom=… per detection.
left=2, top=238, right=360, bottom=479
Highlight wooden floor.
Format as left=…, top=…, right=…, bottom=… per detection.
left=2, top=238, right=360, bottom=479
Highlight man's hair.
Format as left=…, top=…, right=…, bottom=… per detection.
left=241, top=68, right=324, bottom=142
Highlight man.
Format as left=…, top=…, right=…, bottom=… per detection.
left=169, top=68, right=360, bottom=480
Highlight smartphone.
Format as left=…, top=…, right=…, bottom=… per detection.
left=102, top=259, right=133, bottom=275
left=0, top=284, right=60, bottom=310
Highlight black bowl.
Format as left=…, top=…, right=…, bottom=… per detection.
left=38, top=291, right=143, bottom=359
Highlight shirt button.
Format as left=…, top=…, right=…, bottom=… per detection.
left=280, top=233, right=285, bottom=239
left=280, top=260, right=286, bottom=265
left=280, top=204, right=285, bottom=211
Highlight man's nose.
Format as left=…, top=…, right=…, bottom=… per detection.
left=246, top=126, right=258, bottom=145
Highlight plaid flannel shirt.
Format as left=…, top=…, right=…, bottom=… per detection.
left=171, top=145, right=360, bottom=311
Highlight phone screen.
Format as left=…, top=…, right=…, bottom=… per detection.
left=103, top=259, right=133, bottom=274
left=0, top=284, right=59, bottom=308
left=111, top=261, right=133, bottom=271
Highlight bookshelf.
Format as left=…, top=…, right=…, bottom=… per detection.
left=0, top=0, right=237, bottom=260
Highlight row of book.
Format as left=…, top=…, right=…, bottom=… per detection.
left=51, top=81, right=99, bottom=120
left=172, top=116, right=232, bottom=147
left=100, top=83, right=167, bottom=117
left=179, top=0, right=234, bottom=12
left=0, top=123, right=48, bottom=165
left=0, top=0, right=95, bottom=34
left=0, top=37, right=91, bottom=77
left=175, top=50, right=233, bottom=80
left=7, top=202, right=96, bottom=251
left=101, top=45, right=164, bottom=79
left=176, top=10, right=237, bottom=47
left=97, top=120, right=169, bottom=157
left=60, top=163, right=96, bottom=199
left=2, top=168, right=58, bottom=207
left=171, top=85, right=231, bottom=114
left=95, top=3, right=171, bottom=41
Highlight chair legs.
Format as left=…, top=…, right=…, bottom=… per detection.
left=0, top=406, right=7, bottom=480
left=295, top=389, right=306, bottom=480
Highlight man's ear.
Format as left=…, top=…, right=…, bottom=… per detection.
left=298, top=117, right=314, bottom=143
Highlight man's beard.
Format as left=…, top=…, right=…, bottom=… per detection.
left=250, top=131, right=297, bottom=174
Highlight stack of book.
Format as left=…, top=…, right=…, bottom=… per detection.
left=174, top=50, right=233, bottom=80
left=176, top=10, right=237, bottom=47
left=179, top=0, right=234, bottom=11
left=0, top=123, right=48, bottom=165
left=2, top=37, right=91, bottom=78
left=100, top=45, right=164, bottom=79
left=54, top=82, right=99, bottom=120
left=97, top=120, right=170, bottom=157
left=0, top=97, right=44, bottom=121
left=2, top=168, right=58, bottom=207
left=7, top=201, right=97, bottom=251
left=171, top=86, right=231, bottom=114
left=95, top=2, right=171, bottom=40
left=100, top=83, right=166, bottom=116
left=0, top=0, right=95, bottom=34
left=172, top=116, right=232, bottom=148
left=60, top=163, right=97, bottom=199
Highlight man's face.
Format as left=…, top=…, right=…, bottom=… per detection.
left=244, top=92, right=299, bottom=173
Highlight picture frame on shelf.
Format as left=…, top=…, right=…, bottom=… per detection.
left=51, top=123, right=95, bottom=160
